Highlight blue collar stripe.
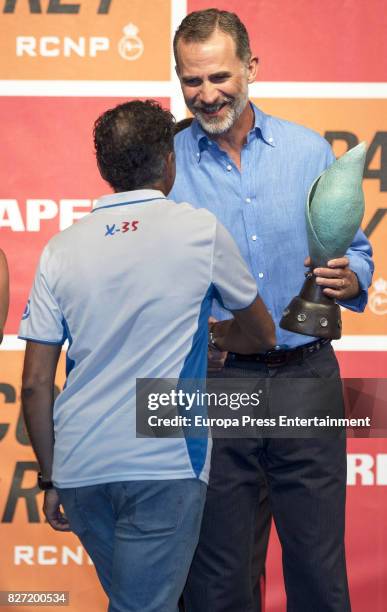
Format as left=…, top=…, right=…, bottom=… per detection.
left=93, top=196, right=166, bottom=212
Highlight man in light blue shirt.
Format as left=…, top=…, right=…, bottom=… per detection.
left=171, top=8, right=373, bottom=612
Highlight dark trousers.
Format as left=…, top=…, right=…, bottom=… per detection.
left=183, top=342, right=351, bottom=612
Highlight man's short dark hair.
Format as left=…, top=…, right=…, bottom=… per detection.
left=94, top=100, right=175, bottom=192
left=173, top=9, right=251, bottom=65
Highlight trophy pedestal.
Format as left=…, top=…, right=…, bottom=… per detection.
left=279, top=272, right=342, bottom=340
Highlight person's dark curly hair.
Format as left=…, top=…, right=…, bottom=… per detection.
left=94, top=100, right=175, bottom=192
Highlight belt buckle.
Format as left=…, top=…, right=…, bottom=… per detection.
left=265, top=350, right=288, bottom=368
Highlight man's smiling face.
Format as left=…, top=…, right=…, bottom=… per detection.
left=176, top=30, right=254, bottom=135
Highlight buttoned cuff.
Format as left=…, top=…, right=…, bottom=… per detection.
left=337, top=255, right=370, bottom=313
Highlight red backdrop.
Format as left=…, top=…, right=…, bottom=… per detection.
left=0, top=1, right=386, bottom=610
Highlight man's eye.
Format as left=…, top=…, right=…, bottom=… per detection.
left=183, top=79, right=201, bottom=87
left=210, top=75, right=229, bottom=83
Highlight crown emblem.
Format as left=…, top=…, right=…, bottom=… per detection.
left=373, top=277, right=387, bottom=293
left=369, top=277, right=387, bottom=315
left=123, top=23, right=139, bottom=37
left=118, top=23, right=144, bottom=61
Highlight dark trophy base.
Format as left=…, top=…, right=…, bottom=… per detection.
left=279, top=272, right=342, bottom=340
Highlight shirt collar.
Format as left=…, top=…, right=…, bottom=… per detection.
left=93, top=189, right=166, bottom=210
left=190, top=102, right=276, bottom=161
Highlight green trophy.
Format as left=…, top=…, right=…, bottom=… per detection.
left=280, top=142, right=367, bottom=340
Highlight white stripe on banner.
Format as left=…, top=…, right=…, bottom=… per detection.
left=1, top=335, right=386, bottom=352
left=170, top=0, right=187, bottom=121
left=249, top=82, right=387, bottom=98
left=332, top=336, right=387, bottom=351
left=0, top=80, right=174, bottom=97
left=1, top=81, right=387, bottom=99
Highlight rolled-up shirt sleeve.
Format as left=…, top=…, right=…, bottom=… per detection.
left=339, top=228, right=374, bottom=312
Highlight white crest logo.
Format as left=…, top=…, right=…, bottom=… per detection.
left=118, top=23, right=144, bottom=61
left=369, top=277, right=387, bottom=315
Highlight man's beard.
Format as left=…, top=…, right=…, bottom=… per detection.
left=189, top=87, right=249, bottom=135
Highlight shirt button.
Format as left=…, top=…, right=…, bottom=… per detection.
left=245, top=197, right=251, bottom=203
left=251, top=235, right=257, bottom=241
left=226, top=164, right=232, bottom=171
left=258, top=272, right=264, bottom=278
left=268, top=137, right=274, bottom=143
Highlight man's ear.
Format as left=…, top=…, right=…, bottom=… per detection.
left=166, top=150, right=176, bottom=187
left=247, top=55, right=259, bottom=84
left=168, top=150, right=176, bottom=173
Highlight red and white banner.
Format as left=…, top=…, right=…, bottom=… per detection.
left=0, top=1, right=386, bottom=610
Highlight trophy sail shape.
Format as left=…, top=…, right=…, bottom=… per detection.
left=280, top=142, right=367, bottom=340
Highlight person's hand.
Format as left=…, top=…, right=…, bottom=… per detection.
left=208, top=345, right=228, bottom=372
left=208, top=317, right=228, bottom=373
left=304, top=256, right=360, bottom=300
left=43, top=489, right=71, bottom=531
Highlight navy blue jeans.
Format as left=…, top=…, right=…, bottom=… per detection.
left=58, top=479, right=206, bottom=612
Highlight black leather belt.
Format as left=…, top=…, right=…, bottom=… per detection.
left=226, top=338, right=330, bottom=368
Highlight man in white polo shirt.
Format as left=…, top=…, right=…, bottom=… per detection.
left=19, top=100, right=275, bottom=612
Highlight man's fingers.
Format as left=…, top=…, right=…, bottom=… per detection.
left=208, top=360, right=226, bottom=369
left=316, top=277, right=346, bottom=288
left=314, top=267, right=346, bottom=279
left=208, top=357, right=227, bottom=368
left=322, top=287, right=346, bottom=299
left=208, top=347, right=227, bottom=371
left=43, top=490, right=71, bottom=532
left=326, top=257, right=349, bottom=268
left=44, top=508, right=71, bottom=531
left=46, top=515, right=71, bottom=532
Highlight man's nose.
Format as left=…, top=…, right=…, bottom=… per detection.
left=198, top=81, right=218, bottom=105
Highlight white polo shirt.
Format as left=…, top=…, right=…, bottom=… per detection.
left=19, top=190, right=257, bottom=487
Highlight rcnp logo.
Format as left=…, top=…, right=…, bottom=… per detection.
left=16, top=22, right=144, bottom=61
left=1, top=0, right=170, bottom=80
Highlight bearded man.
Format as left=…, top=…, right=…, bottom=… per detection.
left=170, top=9, right=374, bottom=612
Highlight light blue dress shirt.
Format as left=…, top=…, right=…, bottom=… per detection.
left=169, top=103, right=374, bottom=349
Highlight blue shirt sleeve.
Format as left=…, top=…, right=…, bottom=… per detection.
left=339, top=228, right=374, bottom=312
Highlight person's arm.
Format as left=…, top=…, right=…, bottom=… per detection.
left=19, top=244, right=69, bottom=531
left=21, top=341, right=70, bottom=531
left=22, top=341, right=60, bottom=479
left=210, top=296, right=275, bottom=354
left=208, top=219, right=276, bottom=369
left=0, top=249, right=9, bottom=343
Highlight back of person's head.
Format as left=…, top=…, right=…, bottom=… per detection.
left=94, top=100, right=175, bottom=192
left=173, top=8, right=251, bottom=65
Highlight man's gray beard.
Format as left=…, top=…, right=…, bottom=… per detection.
left=193, top=90, right=249, bottom=135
